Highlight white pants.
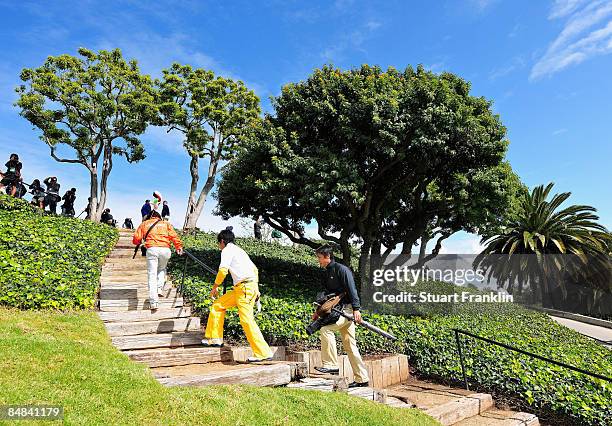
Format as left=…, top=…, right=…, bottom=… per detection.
left=146, top=247, right=171, bottom=303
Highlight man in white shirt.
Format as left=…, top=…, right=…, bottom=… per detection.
left=202, top=227, right=273, bottom=362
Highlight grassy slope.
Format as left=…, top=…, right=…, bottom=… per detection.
left=0, top=307, right=437, bottom=425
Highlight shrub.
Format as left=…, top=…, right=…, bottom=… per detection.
left=171, top=232, right=612, bottom=425
left=0, top=194, right=116, bottom=309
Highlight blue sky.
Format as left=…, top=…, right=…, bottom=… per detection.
left=0, top=0, right=610, bottom=252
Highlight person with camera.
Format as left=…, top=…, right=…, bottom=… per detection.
left=61, top=188, right=77, bottom=217
left=132, top=210, right=183, bottom=311
left=0, top=154, right=22, bottom=197
left=29, top=179, right=45, bottom=209
left=312, top=245, right=369, bottom=388
left=43, top=176, right=61, bottom=214
left=202, top=227, right=273, bottom=363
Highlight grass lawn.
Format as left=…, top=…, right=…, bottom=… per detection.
left=0, top=307, right=438, bottom=425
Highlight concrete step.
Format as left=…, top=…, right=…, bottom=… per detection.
left=98, top=307, right=193, bottom=322
left=104, top=316, right=200, bottom=337
left=453, top=409, right=539, bottom=426
left=111, top=331, right=202, bottom=350
left=387, top=381, right=493, bottom=426
left=99, top=297, right=184, bottom=311
left=124, top=346, right=228, bottom=367
left=153, top=362, right=293, bottom=387
left=99, top=286, right=178, bottom=300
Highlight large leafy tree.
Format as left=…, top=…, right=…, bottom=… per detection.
left=157, top=64, right=260, bottom=231
left=217, top=65, right=520, bottom=282
left=475, top=183, right=611, bottom=311
left=16, top=48, right=157, bottom=221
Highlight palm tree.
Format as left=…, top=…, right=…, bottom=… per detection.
left=475, top=183, right=611, bottom=310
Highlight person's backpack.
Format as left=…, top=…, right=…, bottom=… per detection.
left=133, top=219, right=162, bottom=259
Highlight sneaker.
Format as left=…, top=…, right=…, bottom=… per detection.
left=314, top=366, right=340, bottom=374
left=247, top=356, right=273, bottom=363
left=150, top=301, right=159, bottom=311
left=348, top=381, right=369, bottom=388
left=158, top=289, right=164, bottom=297
left=201, top=338, right=224, bottom=348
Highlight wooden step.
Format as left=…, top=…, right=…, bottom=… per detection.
left=100, top=276, right=149, bottom=284
left=153, top=362, right=293, bottom=387
left=98, top=307, right=193, bottom=322
left=387, top=381, right=493, bottom=426
left=454, top=409, right=539, bottom=426
left=99, top=297, right=184, bottom=311
left=104, top=316, right=200, bottom=337
left=112, top=331, right=202, bottom=350
left=124, top=346, right=229, bottom=367
left=99, top=287, right=178, bottom=300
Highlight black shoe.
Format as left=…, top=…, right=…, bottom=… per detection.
left=348, top=381, right=369, bottom=388
left=314, top=366, right=339, bottom=374
left=201, top=339, right=224, bottom=348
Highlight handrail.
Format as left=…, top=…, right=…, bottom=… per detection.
left=178, top=249, right=226, bottom=295
left=182, top=249, right=217, bottom=275
left=453, top=328, right=612, bottom=391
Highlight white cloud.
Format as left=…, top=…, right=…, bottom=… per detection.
left=549, top=0, right=589, bottom=19
left=531, top=0, right=612, bottom=80
left=552, top=128, right=568, bottom=135
left=489, top=56, right=526, bottom=80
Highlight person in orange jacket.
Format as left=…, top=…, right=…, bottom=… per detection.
left=132, top=210, right=183, bottom=311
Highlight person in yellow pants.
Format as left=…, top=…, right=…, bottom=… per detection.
left=202, top=226, right=273, bottom=362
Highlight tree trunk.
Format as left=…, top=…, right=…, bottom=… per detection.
left=183, top=154, right=219, bottom=231
left=87, top=167, right=100, bottom=221
left=183, top=155, right=199, bottom=231
left=418, top=234, right=429, bottom=263
left=358, top=237, right=373, bottom=289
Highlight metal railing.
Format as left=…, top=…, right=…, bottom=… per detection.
left=453, top=328, right=612, bottom=391
left=179, top=249, right=226, bottom=295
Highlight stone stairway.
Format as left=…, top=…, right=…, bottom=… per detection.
left=98, top=229, right=539, bottom=425
left=98, top=228, right=301, bottom=387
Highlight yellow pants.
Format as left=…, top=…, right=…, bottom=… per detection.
left=204, top=279, right=272, bottom=359
left=320, top=306, right=370, bottom=383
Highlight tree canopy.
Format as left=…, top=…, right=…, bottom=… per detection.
left=216, top=64, right=523, bottom=281
left=15, top=48, right=157, bottom=220
left=157, top=63, right=260, bottom=230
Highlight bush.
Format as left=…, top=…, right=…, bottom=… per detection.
left=171, top=232, right=612, bottom=425
left=0, top=194, right=116, bottom=309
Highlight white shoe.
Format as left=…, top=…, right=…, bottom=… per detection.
left=158, top=289, right=164, bottom=297
left=150, top=301, right=159, bottom=311
left=247, top=356, right=273, bottom=363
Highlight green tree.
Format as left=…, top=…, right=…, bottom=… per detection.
left=475, top=183, right=611, bottom=310
left=15, top=48, right=157, bottom=221
left=217, top=65, right=519, bottom=282
left=157, top=64, right=260, bottom=231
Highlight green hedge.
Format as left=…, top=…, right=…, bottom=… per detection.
left=0, top=194, right=117, bottom=309
left=170, top=232, right=612, bottom=425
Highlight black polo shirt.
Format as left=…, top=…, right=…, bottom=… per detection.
left=321, top=259, right=361, bottom=310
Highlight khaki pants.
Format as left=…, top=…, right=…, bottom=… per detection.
left=320, top=305, right=369, bottom=383
left=205, top=279, right=272, bottom=360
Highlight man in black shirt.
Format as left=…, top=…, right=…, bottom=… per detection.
left=0, top=154, right=22, bottom=197
left=43, top=177, right=61, bottom=214
left=313, top=245, right=369, bottom=388
left=161, top=201, right=170, bottom=221
left=61, top=188, right=77, bottom=217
